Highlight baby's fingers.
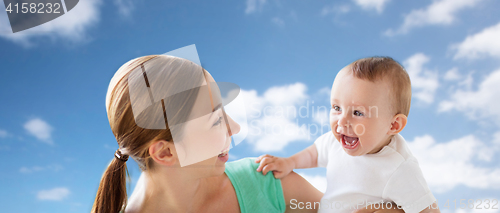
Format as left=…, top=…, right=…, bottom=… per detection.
left=272, top=170, right=288, bottom=179
left=255, top=154, right=273, bottom=163
left=256, top=157, right=274, bottom=172
left=261, top=163, right=277, bottom=176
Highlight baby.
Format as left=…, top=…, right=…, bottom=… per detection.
left=256, top=57, right=439, bottom=213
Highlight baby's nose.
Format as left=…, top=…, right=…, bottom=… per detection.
left=335, top=120, right=352, bottom=135
left=337, top=117, right=349, bottom=129
left=335, top=125, right=342, bottom=134
left=335, top=125, right=348, bottom=135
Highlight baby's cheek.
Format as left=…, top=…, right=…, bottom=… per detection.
left=352, top=123, right=366, bottom=136
left=362, top=124, right=384, bottom=142
left=354, top=119, right=379, bottom=137
left=329, top=118, right=337, bottom=133
left=329, top=113, right=338, bottom=125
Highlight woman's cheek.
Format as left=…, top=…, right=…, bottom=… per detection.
left=213, top=128, right=228, bottom=147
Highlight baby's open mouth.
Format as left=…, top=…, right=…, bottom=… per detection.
left=342, top=134, right=359, bottom=149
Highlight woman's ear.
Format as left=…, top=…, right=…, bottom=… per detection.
left=388, top=114, right=407, bottom=135
left=149, top=140, right=177, bottom=166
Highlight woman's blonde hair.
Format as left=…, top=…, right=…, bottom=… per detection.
left=91, top=55, right=205, bottom=213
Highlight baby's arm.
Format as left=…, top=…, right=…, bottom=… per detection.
left=255, top=144, right=319, bottom=179
left=281, top=171, right=323, bottom=212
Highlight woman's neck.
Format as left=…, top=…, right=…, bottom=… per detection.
left=137, top=168, right=228, bottom=213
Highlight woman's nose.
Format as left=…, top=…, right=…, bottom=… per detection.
left=225, top=114, right=240, bottom=136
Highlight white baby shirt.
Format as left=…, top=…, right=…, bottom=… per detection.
left=315, top=132, right=436, bottom=213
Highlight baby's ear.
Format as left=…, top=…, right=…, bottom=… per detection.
left=388, top=114, right=407, bottom=135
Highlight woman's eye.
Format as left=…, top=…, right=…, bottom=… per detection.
left=332, top=105, right=341, bottom=112
left=213, top=116, right=223, bottom=126
left=353, top=110, right=364, bottom=117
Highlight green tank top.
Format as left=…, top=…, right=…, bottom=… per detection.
left=225, top=158, right=286, bottom=213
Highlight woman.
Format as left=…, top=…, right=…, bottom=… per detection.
left=92, top=55, right=403, bottom=213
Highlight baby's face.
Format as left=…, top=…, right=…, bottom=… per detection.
left=330, top=67, right=396, bottom=156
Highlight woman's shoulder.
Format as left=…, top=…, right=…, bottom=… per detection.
left=225, top=157, right=286, bottom=213
left=225, top=157, right=259, bottom=174
left=225, top=157, right=277, bottom=192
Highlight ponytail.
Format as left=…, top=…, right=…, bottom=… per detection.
left=92, top=151, right=129, bottom=213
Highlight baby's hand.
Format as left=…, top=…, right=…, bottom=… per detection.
left=255, top=154, right=295, bottom=179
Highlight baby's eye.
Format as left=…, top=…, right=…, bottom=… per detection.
left=213, top=116, right=223, bottom=126
left=353, top=110, right=364, bottom=117
left=332, top=105, right=341, bottom=112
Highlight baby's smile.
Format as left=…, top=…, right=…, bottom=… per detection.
left=341, top=134, right=360, bottom=150
left=341, top=135, right=359, bottom=149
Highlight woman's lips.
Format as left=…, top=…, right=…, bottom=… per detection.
left=217, top=152, right=229, bottom=162
left=219, top=145, right=230, bottom=155
left=218, top=146, right=230, bottom=158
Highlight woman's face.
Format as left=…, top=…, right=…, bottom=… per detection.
left=172, top=71, right=240, bottom=177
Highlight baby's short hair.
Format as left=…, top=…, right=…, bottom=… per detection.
left=348, top=57, right=412, bottom=117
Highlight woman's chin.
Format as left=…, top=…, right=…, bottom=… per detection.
left=210, top=163, right=226, bottom=177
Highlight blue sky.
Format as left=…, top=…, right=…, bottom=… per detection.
left=1, top=0, right=500, bottom=212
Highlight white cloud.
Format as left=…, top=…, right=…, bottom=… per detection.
left=250, top=115, right=310, bottom=151
left=297, top=172, right=327, bottom=193
left=0, top=0, right=102, bottom=46
left=452, top=22, right=500, bottom=60
left=352, top=0, right=390, bottom=13
left=313, top=109, right=329, bottom=125
left=271, top=17, right=285, bottom=27
left=311, top=88, right=331, bottom=132
left=459, top=72, right=474, bottom=89
left=385, top=0, right=483, bottom=36
left=320, top=4, right=352, bottom=25
left=245, top=0, right=267, bottom=14
left=240, top=83, right=311, bottom=152
left=443, top=68, right=461, bottom=81
left=264, top=83, right=308, bottom=106
left=455, top=206, right=500, bottom=213
left=316, top=87, right=331, bottom=98
left=403, top=53, right=439, bottom=104
left=494, top=132, right=500, bottom=145
left=37, top=187, right=70, bottom=201
left=20, top=166, right=45, bottom=174
left=114, top=0, right=134, bottom=17
left=408, top=134, right=500, bottom=193
left=321, top=5, right=351, bottom=17
left=24, top=118, right=54, bottom=145
left=20, top=164, right=63, bottom=174
left=0, top=129, right=8, bottom=138
left=439, top=69, right=500, bottom=125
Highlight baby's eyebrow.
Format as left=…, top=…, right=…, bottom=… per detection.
left=330, top=100, right=369, bottom=109
left=351, top=103, right=367, bottom=108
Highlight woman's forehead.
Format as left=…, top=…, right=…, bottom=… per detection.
left=184, top=70, right=222, bottom=122
left=188, top=83, right=222, bottom=120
